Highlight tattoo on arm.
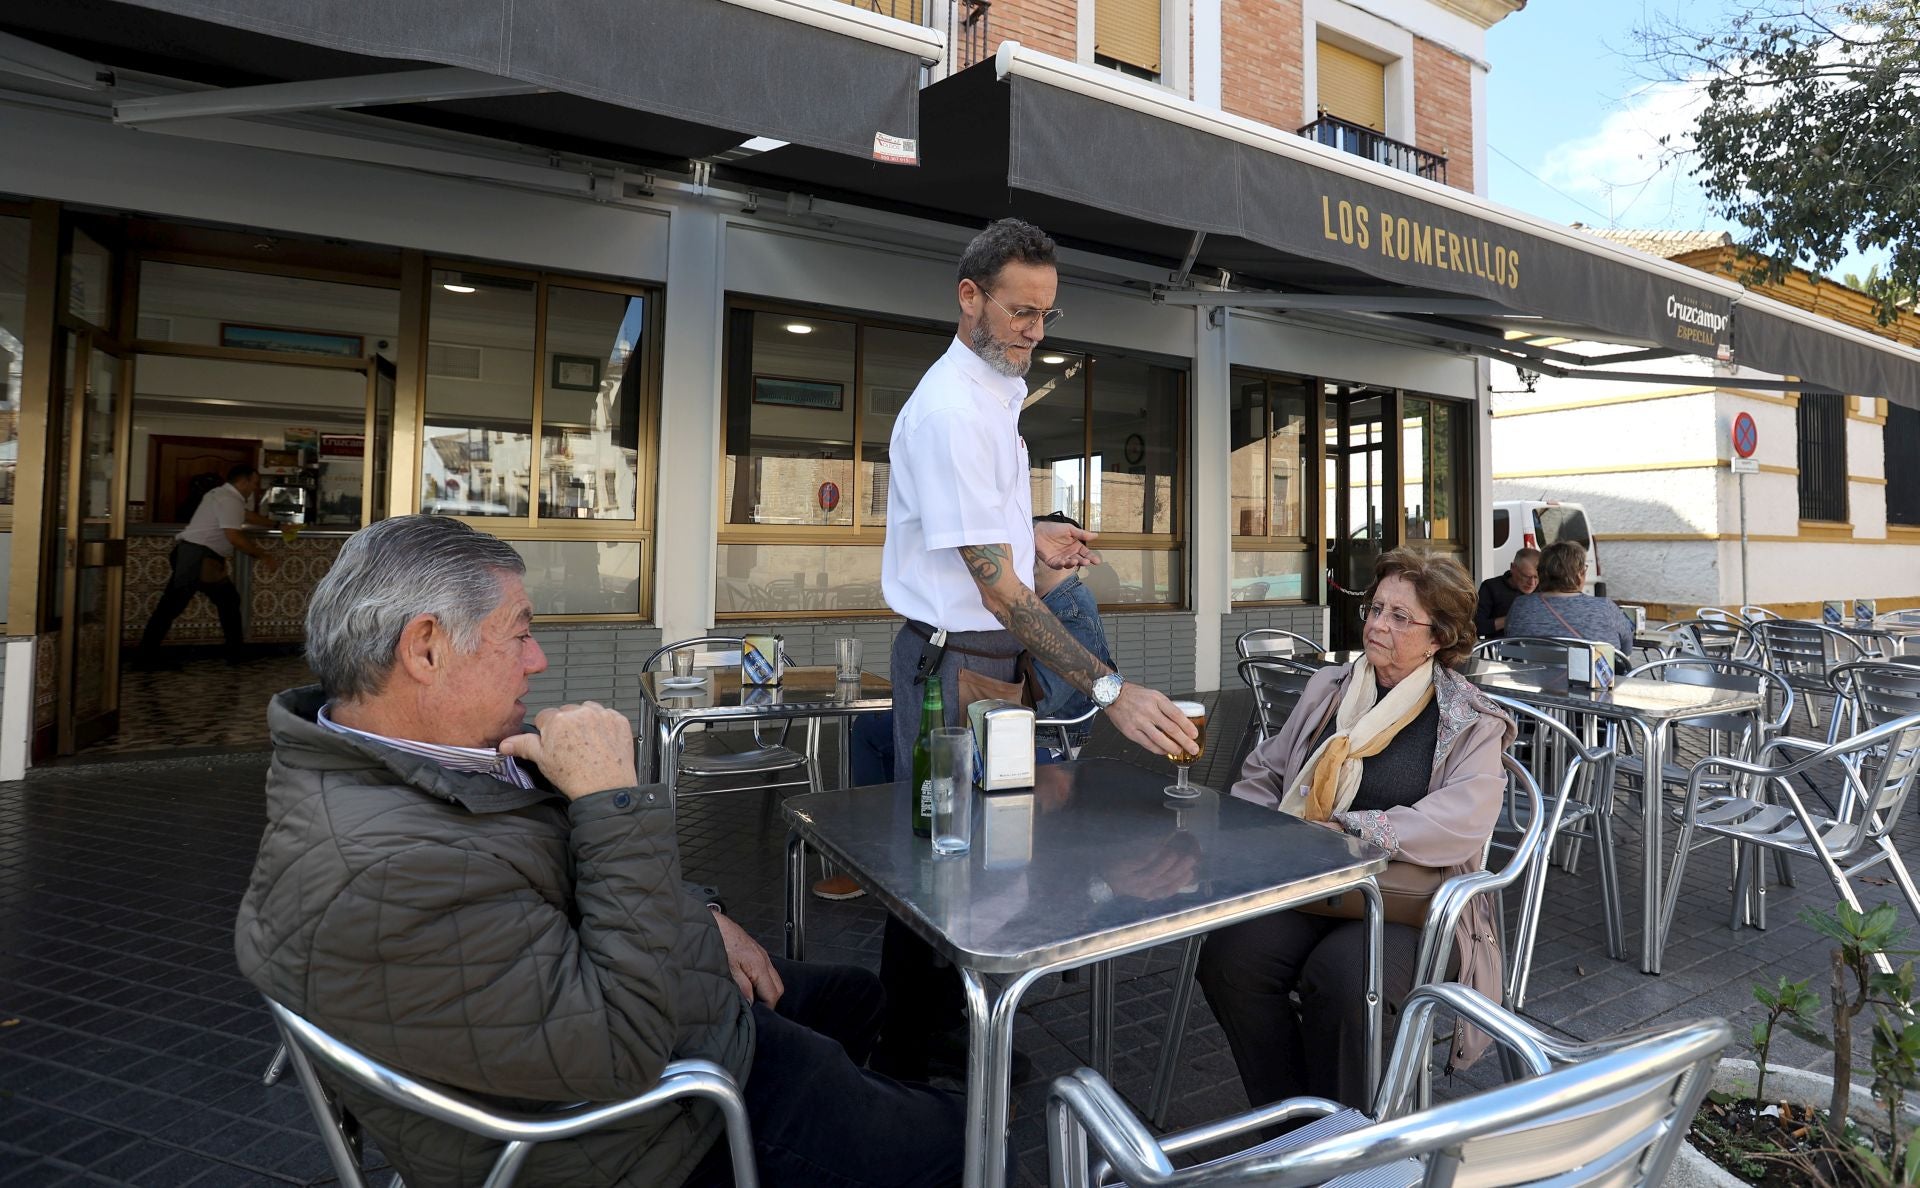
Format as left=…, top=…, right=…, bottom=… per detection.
left=959, top=543, right=1107, bottom=694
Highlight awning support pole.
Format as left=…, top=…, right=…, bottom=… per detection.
left=0, top=31, right=111, bottom=90
left=114, top=67, right=544, bottom=127
left=1170, top=232, right=1206, bottom=287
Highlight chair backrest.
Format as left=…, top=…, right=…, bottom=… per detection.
left=1472, top=635, right=1574, bottom=667
left=1629, top=656, right=1794, bottom=741
left=1695, top=606, right=1741, bottom=624
left=1237, top=657, right=1317, bottom=743
left=1235, top=628, right=1325, bottom=660
left=1753, top=619, right=1864, bottom=682
left=1413, top=747, right=1548, bottom=992
left=265, top=998, right=758, bottom=1188
left=645, top=635, right=746, bottom=671
left=1739, top=605, right=1782, bottom=623
left=1662, top=618, right=1760, bottom=664
left=1881, top=609, right=1920, bottom=626
left=1831, top=662, right=1920, bottom=731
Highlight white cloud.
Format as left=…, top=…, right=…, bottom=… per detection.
left=1536, top=75, right=1721, bottom=229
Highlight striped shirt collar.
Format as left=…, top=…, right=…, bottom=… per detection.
left=318, top=703, right=534, bottom=790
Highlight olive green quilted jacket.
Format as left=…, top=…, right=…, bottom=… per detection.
left=235, top=687, right=753, bottom=1187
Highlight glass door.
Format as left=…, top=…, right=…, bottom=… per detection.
left=1324, top=385, right=1397, bottom=650
left=57, top=334, right=129, bottom=751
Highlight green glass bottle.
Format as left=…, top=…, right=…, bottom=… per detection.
left=910, top=676, right=944, bottom=838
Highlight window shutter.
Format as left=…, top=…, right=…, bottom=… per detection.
left=1097, top=0, right=1161, bottom=74
left=1317, top=40, right=1387, bottom=131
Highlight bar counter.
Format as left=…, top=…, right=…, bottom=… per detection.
left=122, top=526, right=350, bottom=647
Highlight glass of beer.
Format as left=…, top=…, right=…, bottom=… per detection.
left=1163, top=700, right=1208, bottom=799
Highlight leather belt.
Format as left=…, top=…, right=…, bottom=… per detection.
left=904, top=619, right=1023, bottom=660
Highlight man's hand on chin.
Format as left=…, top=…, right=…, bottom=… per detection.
left=712, top=910, right=784, bottom=1006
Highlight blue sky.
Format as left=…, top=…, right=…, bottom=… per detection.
left=1484, top=2, right=1881, bottom=281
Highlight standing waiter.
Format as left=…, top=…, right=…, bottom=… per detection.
left=873, top=218, right=1198, bottom=1077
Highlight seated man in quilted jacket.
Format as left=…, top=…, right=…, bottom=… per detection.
left=234, top=515, right=964, bottom=1188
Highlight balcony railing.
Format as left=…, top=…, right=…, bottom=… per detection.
left=1298, top=112, right=1447, bottom=184
left=838, top=0, right=990, bottom=72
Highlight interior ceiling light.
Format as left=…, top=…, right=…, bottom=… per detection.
left=784, top=322, right=814, bottom=334
left=442, top=282, right=477, bottom=294
left=1040, top=354, right=1066, bottom=364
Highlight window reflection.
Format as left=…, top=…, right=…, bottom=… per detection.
left=1021, top=351, right=1087, bottom=520
left=1090, top=357, right=1181, bottom=534
left=540, top=287, right=644, bottom=520
left=423, top=270, right=535, bottom=516
left=860, top=326, right=947, bottom=524
left=723, top=310, right=857, bottom=528
left=0, top=216, right=27, bottom=509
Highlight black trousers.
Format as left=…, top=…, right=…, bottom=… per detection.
left=682, top=957, right=965, bottom=1188
left=1195, top=910, right=1437, bottom=1111
left=138, top=541, right=244, bottom=655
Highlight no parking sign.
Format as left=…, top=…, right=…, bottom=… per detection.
left=1732, top=412, right=1757, bottom=458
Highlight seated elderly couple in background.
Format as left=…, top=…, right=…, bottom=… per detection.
left=233, top=517, right=1514, bottom=1185
left=1480, top=539, right=1634, bottom=653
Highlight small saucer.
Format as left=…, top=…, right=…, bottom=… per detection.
left=660, top=674, right=707, bottom=689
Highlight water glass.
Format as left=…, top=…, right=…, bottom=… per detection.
left=835, top=637, right=863, bottom=681
left=669, top=650, right=697, bottom=679
left=929, top=726, right=974, bottom=856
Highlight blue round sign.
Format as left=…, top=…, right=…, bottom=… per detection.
left=1732, top=412, right=1757, bottom=458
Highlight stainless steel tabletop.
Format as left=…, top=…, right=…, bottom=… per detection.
left=1468, top=668, right=1762, bottom=721
left=782, top=757, right=1386, bottom=973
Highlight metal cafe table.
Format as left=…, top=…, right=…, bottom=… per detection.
left=1466, top=665, right=1763, bottom=974
left=782, top=758, right=1389, bottom=1188
left=637, top=665, right=892, bottom=802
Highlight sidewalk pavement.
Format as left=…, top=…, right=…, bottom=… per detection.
left=1, top=690, right=1912, bottom=1185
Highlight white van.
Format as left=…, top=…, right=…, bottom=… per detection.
left=1487, top=500, right=1603, bottom=596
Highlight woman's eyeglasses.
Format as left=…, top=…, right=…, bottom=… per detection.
left=1359, top=603, right=1433, bottom=631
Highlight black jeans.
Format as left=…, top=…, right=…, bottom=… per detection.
left=682, top=957, right=965, bottom=1188
left=1195, top=910, right=1436, bottom=1110
left=138, top=541, right=244, bottom=656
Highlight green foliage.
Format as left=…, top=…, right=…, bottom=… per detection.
left=1754, top=975, right=1822, bottom=1099
left=1641, top=3, right=1920, bottom=324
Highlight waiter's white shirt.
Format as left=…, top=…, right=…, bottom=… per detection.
left=177, top=483, right=250, bottom=558
left=882, top=336, right=1035, bottom=633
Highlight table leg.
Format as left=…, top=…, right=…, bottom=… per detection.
left=662, top=720, right=687, bottom=810
left=1359, top=880, right=1383, bottom=1102
left=637, top=699, right=656, bottom=784
left=838, top=715, right=853, bottom=791
left=784, top=831, right=807, bottom=961
left=961, top=965, right=1048, bottom=1188
left=1639, top=718, right=1669, bottom=974
left=1088, top=961, right=1113, bottom=1080
left=960, top=969, right=993, bottom=1188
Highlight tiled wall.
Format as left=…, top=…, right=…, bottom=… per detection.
left=1106, top=611, right=1197, bottom=693
left=1220, top=605, right=1330, bottom=675
left=525, top=624, right=665, bottom=724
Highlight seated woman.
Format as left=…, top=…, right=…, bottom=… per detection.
left=1503, top=540, right=1634, bottom=655
left=1196, top=549, right=1514, bottom=1110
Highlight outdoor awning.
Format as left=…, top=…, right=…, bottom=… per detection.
left=728, top=45, right=1920, bottom=409
left=0, top=0, right=937, bottom=167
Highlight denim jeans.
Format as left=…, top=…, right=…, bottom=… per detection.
left=681, top=958, right=965, bottom=1187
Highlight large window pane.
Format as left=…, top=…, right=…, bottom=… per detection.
left=723, top=310, right=856, bottom=527
left=1080, top=546, right=1182, bottom=605
left=423, top=270, right=534, bottom=517
left=541, top=286, right=645, bottom=520
left=137, top=262, right=399, bottom=352
left=1022, top=351, right=1087, bottom=520
left=859, top=326, right=946, bottom=525
left=68, top=227, right=113, bottom=329
left=716, top=543, right=885, bottom=614
left=508, top=539, right=642, bottom=615
left=1230, top=376, right=1267, bottom=537
left=0, top=216, right=26, bottom=508
left=1231, top=550, right=1310, bottom=603
left=1089, top=357, right=1181, bottom=534
left=1268, top=380, right=1308, bottom=538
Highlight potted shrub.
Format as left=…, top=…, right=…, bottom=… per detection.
left=1679, top=903, right=1920, bottom=1186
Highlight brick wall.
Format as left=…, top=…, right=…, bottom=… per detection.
left=985, top=0, right=1078, bottom=63
left=1220, top=0, right=1304, bottom=130
left=1414, top=37, right=1473, bottom=191
left=1219, top=605, right=1330, bottom=676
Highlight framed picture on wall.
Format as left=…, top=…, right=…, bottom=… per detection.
left=551, top=354, right=601, bottom=391
left=220, top=323, right=364, bottom=358
left=753, top=375, right=844, bottom=411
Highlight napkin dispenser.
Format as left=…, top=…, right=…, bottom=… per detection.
left=967, top=699, right=1036, bottom=791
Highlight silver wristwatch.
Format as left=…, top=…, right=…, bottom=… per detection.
left=1091, top=672, right=1126, bottom=708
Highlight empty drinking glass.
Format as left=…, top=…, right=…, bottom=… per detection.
left=929, top=726, right=974, bottom=855
left=835, top=637, right=863, bottom=681
left=669, top=650, right=697, bottom=679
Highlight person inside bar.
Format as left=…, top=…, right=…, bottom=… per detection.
left=235, top=515, right=964, bottom=1188
left=1195, top=549, right=1513, bottom=1109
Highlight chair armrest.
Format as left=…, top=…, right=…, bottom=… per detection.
left=1035, top=706, right=1100, bottom=729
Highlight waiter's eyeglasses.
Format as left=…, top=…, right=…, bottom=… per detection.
left=982, top=289, right=1064, bottom=331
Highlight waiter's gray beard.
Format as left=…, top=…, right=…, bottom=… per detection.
left=969, top=323, right=1031, bottom=378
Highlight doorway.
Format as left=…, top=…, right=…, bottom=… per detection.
left=1324, top=385, right=1397, bottom=651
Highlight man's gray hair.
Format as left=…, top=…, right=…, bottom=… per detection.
left=306, top=515, right=526, bottom=700
left=956, top=218, right=1056, bottom=289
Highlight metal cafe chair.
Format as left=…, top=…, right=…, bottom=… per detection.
left=1036, top=705, right=1100, bottom=761
left=1618, top=657, right=1795, bottom=799
left=1469, top=635, right=1574, bottom=667
left=1051, top=983, right=1730, bottom=1188
left=1695, top=606, right=1743, bottom=625
left=1660, top=618, right=1762, bottom=665
left=1660, top=711, right=1920, bottom=972
left=643, top=635, right=821, bottom=806
left=1142, top=753, right=1548, bottom=1129
left=1234, top=627, right=1326, bottom=660
left=1237, top=655, right=1319, bottom=744
left=1739, top=604, right=1783, bottom=624
left=264, top=997, right=758, bottom=1188
left=1752, top=619, right=1869, bottom=739
left=1831, top=662, right=1920, bottom=736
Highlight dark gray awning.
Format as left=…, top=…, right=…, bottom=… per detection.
left=2, top=0, right=931, bottom=167
left=729, top=50, right=1920, bottom=408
